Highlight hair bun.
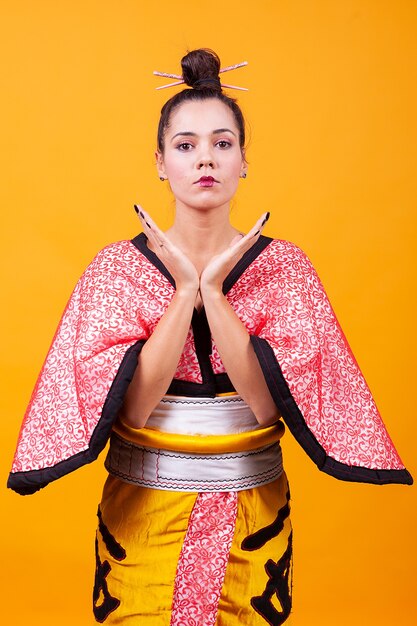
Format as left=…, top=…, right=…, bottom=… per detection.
left=181, top=48, right=222, bottom=92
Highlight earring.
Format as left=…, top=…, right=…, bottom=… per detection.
left=159, top=176, right=166, bottom=181
left=240, top=172, right=247, bottom=179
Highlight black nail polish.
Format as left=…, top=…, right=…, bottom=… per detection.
left=253, top=229, right=260, bottom=237
left=261, top=212, right=270, bottom=226
left=146, top=221, right=151, bottom=228
left=133, top=204, right=139, bottom=214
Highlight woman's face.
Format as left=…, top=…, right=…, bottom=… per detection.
left=156, top=98, right=247, bottom=213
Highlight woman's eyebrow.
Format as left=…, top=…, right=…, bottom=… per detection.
left=213, top=128, right=237, bottom=137
left=171, top=128, right=237, bottom=140
left=171, top=131, right=196, bottom=140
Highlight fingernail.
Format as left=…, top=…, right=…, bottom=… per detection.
left=262, top=212, right=270, bottom=226
left=134, top=205, right=145, bottom=219
left=253, top=229, right=260, bottom=237
left=146, top=221, right=151, bottom=228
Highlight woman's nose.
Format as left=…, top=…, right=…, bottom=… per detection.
left=197, top=146, right=215, bottom=169
left=198, top=159, right=214, bottom=169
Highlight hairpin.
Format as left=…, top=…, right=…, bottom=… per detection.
left=153, top=61, right=248, bottom=91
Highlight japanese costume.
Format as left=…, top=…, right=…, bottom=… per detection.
left=8, top=233, right=412, bottom=625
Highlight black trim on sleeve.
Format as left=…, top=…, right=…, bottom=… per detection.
left=7, top=340, right=146, bottom=495
left=222, top=235, right=273, bottom=295
left=250, top=335, right=413, bottom=486
left=191, top=308, right=216, bottom=389
left=167, top=373, right=235, bottom=397
left=131, top=232, right=176, bottom=288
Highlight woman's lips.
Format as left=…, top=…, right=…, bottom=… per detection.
left=196, top=176, right=217, bottom=188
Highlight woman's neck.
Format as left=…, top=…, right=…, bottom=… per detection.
left=165, top=204, right=241, bottom=258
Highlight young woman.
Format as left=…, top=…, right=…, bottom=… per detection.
left=8, top=48, right=412, bottom=625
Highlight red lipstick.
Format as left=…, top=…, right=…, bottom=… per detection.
left=196, top=176, right=216, bottom=187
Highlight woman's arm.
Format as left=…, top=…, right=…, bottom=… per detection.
left=121, top=207, right=199, bottom=428
left=200, top=213, right=280, bottom=426
left=122, top=288, right=197, bottom=429
left=201, top=289, right=280, bottom=426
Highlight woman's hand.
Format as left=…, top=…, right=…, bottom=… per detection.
left=134, top=205, right=199, bottom=295
left=200, top=212, right=270, bottom=296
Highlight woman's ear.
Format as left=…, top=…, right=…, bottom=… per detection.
left=155, top=150, right=166, bottom=180
left=241, top=149, right=248, bottom=171
left=240, top=150, right=248, bottom=178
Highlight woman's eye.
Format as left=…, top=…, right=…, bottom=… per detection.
left=216, top=140, right=232, bottom=149
left=177, top=142, right=193, bottom=151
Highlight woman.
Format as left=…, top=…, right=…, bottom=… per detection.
left=8, top=49, right=412, bottom=625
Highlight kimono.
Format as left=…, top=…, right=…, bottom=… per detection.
left=7, top=232, right=412, bottom=624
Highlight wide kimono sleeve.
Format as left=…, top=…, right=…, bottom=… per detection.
left=8, top=241, right=150, bottom=495
left=249, top=240, right=412, bottom=485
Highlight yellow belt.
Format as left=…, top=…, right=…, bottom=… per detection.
left=113, top=419, right=285, bottom=455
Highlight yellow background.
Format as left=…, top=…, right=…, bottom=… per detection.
left=1, top=1, right=416, bottom=624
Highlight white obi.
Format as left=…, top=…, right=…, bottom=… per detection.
left=105, top=395, right=284, bottom=492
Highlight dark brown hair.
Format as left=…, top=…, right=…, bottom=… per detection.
left=157, top=48, right=246, bottom=153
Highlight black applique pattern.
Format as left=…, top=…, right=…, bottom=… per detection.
left=241, top=489, right=292, bottom=624
left=241, top=488, right=290, bottom=551
left=251, top=532, right=293, bottom=625
left=93, top=507, right=126, bottom=622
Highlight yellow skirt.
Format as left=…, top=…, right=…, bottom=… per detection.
left=93, top=472, right=292, bottom=625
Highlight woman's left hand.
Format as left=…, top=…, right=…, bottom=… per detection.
left=200, top=212, right=270, bottom=296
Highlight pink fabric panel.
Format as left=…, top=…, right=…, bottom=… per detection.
left=170, top=492, right=238, bottom=626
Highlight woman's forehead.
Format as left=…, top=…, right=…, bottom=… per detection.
left=167, top=99, right=239, bottom=136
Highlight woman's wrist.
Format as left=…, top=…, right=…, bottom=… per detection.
left=200, top=284, right=225, bottom=304
left=174, top=285, right=199, bottom=301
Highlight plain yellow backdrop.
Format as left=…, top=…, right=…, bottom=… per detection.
left=1, top=1, right=416, bottom=624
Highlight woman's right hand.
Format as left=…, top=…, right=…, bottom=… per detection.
left=134, top=205, right=199, bottom=295
left=124, top=205, right=200, bottom=428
